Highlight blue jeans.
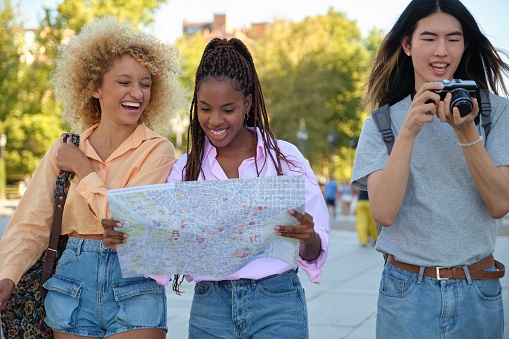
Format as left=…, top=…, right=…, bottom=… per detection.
left=376, top=260, right=504, bottom=339
left=188, top=269, right=308, bottom=339
left=43, top=238, right=167, bottom=337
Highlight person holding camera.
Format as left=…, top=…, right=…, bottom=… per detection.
left=351, top=0, right=509, bottom=338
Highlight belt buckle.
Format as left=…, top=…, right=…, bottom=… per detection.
left=435, top=267, right=448, bottom=281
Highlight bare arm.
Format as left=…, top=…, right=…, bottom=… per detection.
left=437, top=95, right=509, bottom=218
left=369, top=83, right=443, bottom=226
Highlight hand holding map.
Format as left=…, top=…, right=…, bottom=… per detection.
left=107, top=175, right=306, bottom=279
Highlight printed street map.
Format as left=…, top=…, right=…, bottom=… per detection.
left=107, top=175, right=305, bottom=278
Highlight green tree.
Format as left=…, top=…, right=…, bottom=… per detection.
left=56, top=0, right=167, bottom=33
left=2, top=114, right=62, bottom=182
left=252, top=9, right=375, bottom=178
left=0, top=0, right=23, bottom=122
left=170, top=34, right=210, bottom=153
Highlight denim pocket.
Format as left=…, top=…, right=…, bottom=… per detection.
left=473, top=271, right=502, bottom=301
left=55, top=248, right=77, bottom=269
left=43, top=275, right=81, bottom=329
left=380, top=263, right=415, bottom=297
left=257, top=272, right=301, bottom=298
left=113, top=279, right=166, bottom=327
left=194, top=281, right=213, bottom=297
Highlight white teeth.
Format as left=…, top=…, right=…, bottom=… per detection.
left=210, top=129, right=226, bottom=136
left=122, top=102, right=141, bottom=107
left=431, top=63, right=447, bottom=69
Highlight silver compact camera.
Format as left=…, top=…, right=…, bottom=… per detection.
left=433, top=79, right=477, bottom=117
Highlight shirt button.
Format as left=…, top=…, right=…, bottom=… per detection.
left=82, top=191, right=86, bottom=195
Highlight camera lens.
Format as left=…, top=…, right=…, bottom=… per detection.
left=450, top=88, right=473, bottom=117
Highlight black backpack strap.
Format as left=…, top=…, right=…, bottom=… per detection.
left=478, top=88, right=491, bottom=141
left=372, top=104, right=394, bottom=155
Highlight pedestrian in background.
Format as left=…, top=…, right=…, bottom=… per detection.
left=351, top=0, right=509, bottom=338
left=323, top=176, right=338, bottom=219
left=338, top=179, right=353, bottom=216
left=355, top=190, right=378, bottom=247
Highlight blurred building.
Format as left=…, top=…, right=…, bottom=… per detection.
left=183, top=14, right=268, bottom=39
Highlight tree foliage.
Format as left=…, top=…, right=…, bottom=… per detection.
left=2, top=114, right=62, bottom=182
left=0, top=0, right=23, bottom=122
left=252, top=9, right=380, bottom=178
left=56, top=0, right=167, bottom=33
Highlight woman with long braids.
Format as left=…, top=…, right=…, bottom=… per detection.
left=103, top=37, right=329, bottom=338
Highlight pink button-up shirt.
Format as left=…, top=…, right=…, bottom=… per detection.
left=155, top=128, right=329, bottom=284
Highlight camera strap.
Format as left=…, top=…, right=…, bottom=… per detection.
left=478, top=88, right=492, bottom=141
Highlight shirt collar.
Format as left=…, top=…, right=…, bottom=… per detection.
left=81, top=122, right=154, bottom=161
left=203, top=127, right=267, bottom=161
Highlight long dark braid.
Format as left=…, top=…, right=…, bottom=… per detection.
left=172, top=38, right=290, bottom=294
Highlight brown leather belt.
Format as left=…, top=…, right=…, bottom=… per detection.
left=387, top=255, right=505, bottom=280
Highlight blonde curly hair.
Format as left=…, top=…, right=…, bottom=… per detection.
left=50, top=16, right=185, bottom=135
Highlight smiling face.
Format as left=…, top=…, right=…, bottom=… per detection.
left=92, top=54, right=152, bottom=127
left=197, top=77, right=252, bottom=152
left=402, top=12, right=466, bottom=90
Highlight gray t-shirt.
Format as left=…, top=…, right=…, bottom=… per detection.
left=351, top=94, right=509, bottom=267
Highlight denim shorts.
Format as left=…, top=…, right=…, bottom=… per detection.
left=376, top=260, right=504, bottom=339
left=189, top=269, right=308, bottom=339
left=43, top=238, right=167, bottom=337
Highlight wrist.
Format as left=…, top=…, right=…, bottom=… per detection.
left=458, top=135, right=483, bottom=147
left=455, top=124, right=480, bottom=144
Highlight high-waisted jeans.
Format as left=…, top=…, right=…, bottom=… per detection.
left=43, top=237, right=167, bottom=337
left=188, top=269, right=308, bottom=339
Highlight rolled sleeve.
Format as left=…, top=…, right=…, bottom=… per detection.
left=75, top=172, right=108, bottom=220
left=298, top=230, right=329, bottom=283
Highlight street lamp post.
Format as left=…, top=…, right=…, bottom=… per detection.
left=296, top=118, right=308, bottom=157
left=0, top=134, right=6, bottom=200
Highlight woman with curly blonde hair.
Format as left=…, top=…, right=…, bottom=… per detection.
left=0, top=17, right=184, bottom=338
